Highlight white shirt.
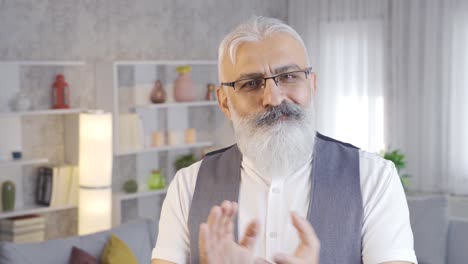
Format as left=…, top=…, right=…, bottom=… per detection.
left=152, top=150, right=417, bottom=264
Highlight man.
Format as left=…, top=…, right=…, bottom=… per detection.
left=152, top=16, right=417, bottom=264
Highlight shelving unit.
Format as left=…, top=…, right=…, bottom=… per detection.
left=115, top=141, right=213, bottom=156
left=133, top=101, right=218, bottom=110
left=111, top=60, right=230, bottom=226
left=0, top=61, right=86, bottom=66
left=0, top=204, right=77, bottom=220
left=114, top=188, right=168, bottom=201
left=0, top=60, right=85, bottom=222
left=0, top=158, right=48, bottom=168
left=0, top=108, right=84, bottom=117
left=115, top=60, right=217, bottom=66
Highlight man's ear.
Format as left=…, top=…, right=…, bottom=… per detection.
left=217, top=86, right=232, bottom=120
left=311, top=72, right=317, bottom=96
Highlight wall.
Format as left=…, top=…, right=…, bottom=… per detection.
left=0, top=0, right=289, bottom=239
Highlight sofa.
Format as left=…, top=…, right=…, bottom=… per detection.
left=1, top=196, right=467, bottom=264
left=0, top=218, right=157, bottom=264
left=407, top=195, right=468, bottom=264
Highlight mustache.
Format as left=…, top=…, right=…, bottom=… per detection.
left=255, top=101, right=304, bottom=126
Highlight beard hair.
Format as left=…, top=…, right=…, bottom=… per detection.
left=229, top=100, right=316, bottom=178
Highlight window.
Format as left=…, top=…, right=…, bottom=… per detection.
left=316, top=20, right=385, bottom=153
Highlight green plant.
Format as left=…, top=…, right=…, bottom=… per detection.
left=175, top=154, right=198, bottom=171
left=123, top=180, right=138, bottom=193
left=381, top=149, right=410, bottom=190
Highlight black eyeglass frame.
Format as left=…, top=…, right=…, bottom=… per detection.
left=221, top=67, right=313, bottom=90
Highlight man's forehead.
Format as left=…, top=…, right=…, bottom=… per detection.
left=220, top=32, right=308, bottom=80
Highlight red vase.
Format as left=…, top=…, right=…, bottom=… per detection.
left=52, top=74, right=70, bottom=109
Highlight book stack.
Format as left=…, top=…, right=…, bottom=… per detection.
left=0, top=215, right=45, bottom=243
left=36, top=165, right=79, bottom=207
left=118, top=113, right=144, bottom=152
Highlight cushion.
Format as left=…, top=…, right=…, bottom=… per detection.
left=69, top=246, right=98, bottom=264
left=407, top=195, right=449, bottom=264
left=100, top=234, right=138, bottom=264
left=0, top=218, right=154, bottom=264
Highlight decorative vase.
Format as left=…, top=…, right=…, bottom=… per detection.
left=148, top=170, right=165, bottom=190
left=52, top=74, right=70, bottom=109
left=2, top=180, right=16, bottom=211
left=174, top=66, right=195, bottom=102
left=205, top=83, right=216, bottom=101
left=150, top=80, right=166, bottom=104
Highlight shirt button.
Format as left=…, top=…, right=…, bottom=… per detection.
left=272, top=188, right=280, bottom=194
left=269, top=232, right=278, bottom=238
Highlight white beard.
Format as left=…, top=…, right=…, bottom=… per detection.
left=229, top=100, right=316, bottom=178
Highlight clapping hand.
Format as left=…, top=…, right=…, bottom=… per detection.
left=199, top=200, right=259, bottom=264
left=199, top=200, right=320, bottom=264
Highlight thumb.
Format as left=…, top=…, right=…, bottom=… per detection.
left=291, top=212, right=319, bottom=248
left=239, top=219, right=260, bottom=250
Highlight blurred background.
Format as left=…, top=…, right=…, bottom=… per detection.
left=0, top=0, right=467, bottom=263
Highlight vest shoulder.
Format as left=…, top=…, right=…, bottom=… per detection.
left=204, top=144, right=237, bottom=157
left=316, top=132, right=360, bottom=150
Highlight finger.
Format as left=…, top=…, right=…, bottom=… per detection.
left=230, top=202, right=238, bottom=219
left=291, top=212, right=319, bottom=248
left=199, top=223, right=211, bottom=261
left=207, top=206, right=221, bottom=228
left=219, top=201, right=233, bottom=237
left=274, top=253, right=302, bottom=264
left=239, top=219, right=259, bottom=250
left=207, top=206, right=222, bottom=241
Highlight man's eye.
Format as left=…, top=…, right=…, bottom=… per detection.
left=240, top=80, right=262, bottom=89
left=281, top=73, right=298, bottom=80
left=278, top=73, right=301, bottom=83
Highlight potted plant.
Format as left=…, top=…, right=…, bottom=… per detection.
left=175, top=154, right=198, bottom=171
left=381, top=149, right=410, bottom=190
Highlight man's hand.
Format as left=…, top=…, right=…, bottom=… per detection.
left=199, top=200, right=260, bottom=264
left=256, top=212, right=320, bottom=264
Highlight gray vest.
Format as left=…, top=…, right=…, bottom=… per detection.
left=188, top=133, right=363, bottom=264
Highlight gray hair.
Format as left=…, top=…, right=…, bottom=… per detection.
left=218, top=16, right=309, bottom=79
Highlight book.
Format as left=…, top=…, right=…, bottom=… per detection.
left=36, top=167, right=53, bottom=205
left=67, top=166, right=79, bottom=206
left=50, top=165, right=79, bottom=207
left=0, top=230, right=45, bottom=243
left=0, top=223, right=45, bottom=235
left=0, top=215, right=45, bottom=229
left=49, top=167, right=61, bottom=207
left=118, top=114, right=144, bottom=152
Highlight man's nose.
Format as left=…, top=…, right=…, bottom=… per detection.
left=262, top=79, right=286, bottom=107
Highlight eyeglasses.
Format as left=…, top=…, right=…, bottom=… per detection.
left=221, top=67, right=313, bottom=94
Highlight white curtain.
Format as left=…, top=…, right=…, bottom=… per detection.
left=387, top=0, right=468, bottom=193
left=317, top=20, right=385, bottom=153
left=289, top=0, right=468, bottom=194
left=289, top=0, right=387, bottom=153
left=446, top=1, right=468, bottom=194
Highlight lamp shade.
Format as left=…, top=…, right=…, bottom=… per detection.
left=79, top=112, right=112, bottom=187
left=79, top=111, right=113, bottom=235
left=79, top=188, right=111, bottom=235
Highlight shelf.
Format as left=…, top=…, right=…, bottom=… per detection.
left=114, top=60, right=217, bottom=66
left=0, top=158, right=48, bottom=168
left=114, top=188, right=168, bottom=201
left=115, top=141, right=213, bottom=156
left=134, top=101, right=218, bottom=110
left=0, top=108, right=84, bottom=117
left=0, top=204, right=77, bottom=219
left=0, top=61, right=85, bottom=66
